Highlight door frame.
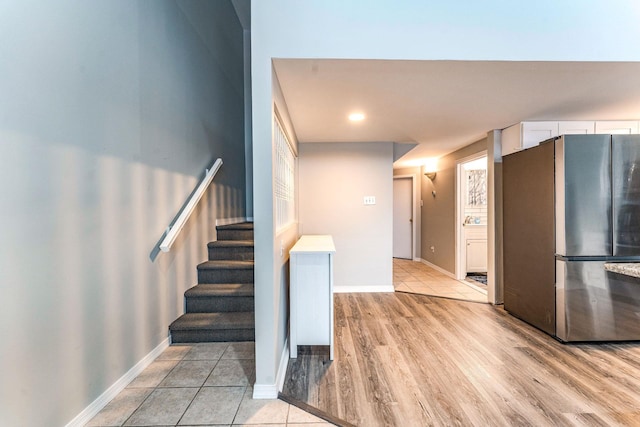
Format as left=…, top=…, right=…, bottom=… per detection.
left=455, top=151, right=488, bottom=282
left=393, top=174, right=419, bottom=261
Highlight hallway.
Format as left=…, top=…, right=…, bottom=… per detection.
left=393, top=258, right=486, bottom=303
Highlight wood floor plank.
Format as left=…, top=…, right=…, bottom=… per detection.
left=335, top=324, right=377, bottom=426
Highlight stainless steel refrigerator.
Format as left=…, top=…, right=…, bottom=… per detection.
left=503, top=134, right=640, bottom=342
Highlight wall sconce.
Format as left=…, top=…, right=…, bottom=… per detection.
left=424, top=158, right=438, bottom=181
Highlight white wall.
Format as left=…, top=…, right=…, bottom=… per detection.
left=0, top=1, right=246, bottom=425
left=251, top=0, right=640, bottom=396
left=252, top=69, right=299, bottom=397
left=298, top=142, right=394, bottom=291
left=252, top=0, right=640, bottom=62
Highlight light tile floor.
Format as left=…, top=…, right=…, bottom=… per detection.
left=86, top=342, right=331, bottom=427
left=393, top=258, right=487, bottom=303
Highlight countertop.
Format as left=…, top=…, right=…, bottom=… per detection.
left=604, top=263, right=640, bottom=279
left=290, top=235, right=336, bottom=254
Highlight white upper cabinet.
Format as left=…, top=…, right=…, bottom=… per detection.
left=501, top=123, right=522, bottom=156
left=522, top=122, right=559, bottom=149
left=502, top=121, right=559, bottom=156
left=595, top=120, right=640, bottom=134
left=559, top=121, right=595, bottom=135
left=502, top=120, right=640, bottom=158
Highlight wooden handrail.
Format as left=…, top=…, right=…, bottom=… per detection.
left=160, top=158, right=223, bottom=252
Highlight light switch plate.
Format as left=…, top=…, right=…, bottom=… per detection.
left=364, top=196, right=376, bottom=205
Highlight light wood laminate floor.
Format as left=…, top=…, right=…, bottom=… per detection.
left=282, top=292, right=640, bottom=427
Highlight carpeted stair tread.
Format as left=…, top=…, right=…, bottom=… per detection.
left=207, top=240, right=254, bottom=248
left=185, top=283, right=254, bottom=298
left=216, top=222, right=254, bottom=230
left=197, top=260, right=254, bottom=270
left=170, top=312, right=254, bottom=331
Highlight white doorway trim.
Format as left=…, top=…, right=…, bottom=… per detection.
left=393, top=174, right=419, bottom=261
left=455, top=151, right=488, bottom=285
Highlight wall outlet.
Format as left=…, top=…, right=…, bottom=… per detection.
left=364, top=196, right=376, bottom=205
left=430, top=246, right=435, bottom=253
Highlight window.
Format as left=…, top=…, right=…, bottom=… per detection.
left=273, top=112, right=296, bottom=231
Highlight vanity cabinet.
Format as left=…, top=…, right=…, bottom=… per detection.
left=289, top=235, right=335, bottom=360
left=466, top=239, right=488, bottom=272
left=464, top=225, right=487, bottom=273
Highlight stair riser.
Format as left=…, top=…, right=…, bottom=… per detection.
left=170, top=328, right=255, bottom=343
left=186, top=297, right=254, bottom=313
left=217, top=229, right=254, bottom=241
left=208, top=246, right=254, bottom=261
left=198, top=269, right=254, bottom=284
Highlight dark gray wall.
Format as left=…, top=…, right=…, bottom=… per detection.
left=0, top=1, right=246, bottom=425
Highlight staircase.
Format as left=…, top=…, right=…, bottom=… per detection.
left=169, top=222, right=255, bottom=343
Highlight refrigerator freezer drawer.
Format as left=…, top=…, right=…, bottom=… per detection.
left=556, top=259, right=640, bottom=341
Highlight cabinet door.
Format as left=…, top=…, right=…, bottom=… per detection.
left=559, top=121, right=595, bottom=135
left=595, top=120, right=639, bottom=134
left=522, top=121, right=559, bottom=149
left=466, top=239, right=487, bottom=272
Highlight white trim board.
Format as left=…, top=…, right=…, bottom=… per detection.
left=333, top=285, right=395, bottom=293
left=419, top=258, right=456, bottom=279
left=64, top=337, right=170, bottom=427
left=253, top=337, right=290, bottom=399
left=460, top=279, right=488, bottom=295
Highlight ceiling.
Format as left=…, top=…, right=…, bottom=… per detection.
left=273, top=59, right=640, bottom=168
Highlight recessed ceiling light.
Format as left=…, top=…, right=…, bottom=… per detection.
left=348, top=112, right=365, bottom=122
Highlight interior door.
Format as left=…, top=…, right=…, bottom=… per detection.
left=393, top=177, right=412, bottom=259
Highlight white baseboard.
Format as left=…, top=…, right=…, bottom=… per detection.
left=246, top=216, right=254, bottom=222
left=419, top=258, right=455, bottom=279
left=333, top=285, right=395, bottom=293
left=252, top=383, right=278, bottom=399
left=65, top=337, right=170, bottom=427
left=216, top=216, right=250, bottom=226
left=253, top=337, right=290, bottom=400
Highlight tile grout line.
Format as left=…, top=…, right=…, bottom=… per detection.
left=230, top=384, right=250, bottom=426
left=393, top=260, right=488, bottom=304
left=118, top=351, right=187, bottom=427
